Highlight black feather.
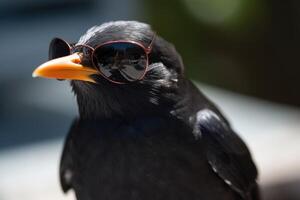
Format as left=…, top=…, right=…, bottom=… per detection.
left=195, top=109, right=258, bottom=199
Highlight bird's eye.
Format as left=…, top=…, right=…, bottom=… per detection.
left=49, top=38, right=71, bottom=60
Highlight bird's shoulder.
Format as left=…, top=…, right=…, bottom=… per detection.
left=192, top=108, right=259, bottom=199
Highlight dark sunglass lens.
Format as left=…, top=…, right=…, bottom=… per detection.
left=49, top=38, right=71, bottom=60
left=93, top=42, right=147, bottom=83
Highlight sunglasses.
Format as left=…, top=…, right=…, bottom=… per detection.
left=49, top=35, right=155, bottom=84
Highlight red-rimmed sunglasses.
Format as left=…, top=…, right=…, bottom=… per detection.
left=49, top=35, right=155, bottom=84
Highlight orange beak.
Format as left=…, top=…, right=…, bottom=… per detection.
left=32, top=53, right=98, bottom=83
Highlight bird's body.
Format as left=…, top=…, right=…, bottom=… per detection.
left=61, top=116, right=239, bottom=200
left=33, top=21, right=259, bottom=200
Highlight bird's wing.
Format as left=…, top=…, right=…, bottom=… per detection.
left=194, top=109, right=258, bottom=199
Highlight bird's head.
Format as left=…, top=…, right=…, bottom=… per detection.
left=33, top=21, right=186, bottom=119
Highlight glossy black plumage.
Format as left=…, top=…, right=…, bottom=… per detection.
left=59, top=21, right=259, bottom=200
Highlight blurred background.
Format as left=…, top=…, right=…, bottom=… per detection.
left=0, top=0, right=300, bottom=199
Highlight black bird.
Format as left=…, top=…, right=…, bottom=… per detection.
left=33, top=21, right=259, bottom=200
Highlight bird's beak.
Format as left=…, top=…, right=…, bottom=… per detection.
left=32, top=53, right=98, bottom=83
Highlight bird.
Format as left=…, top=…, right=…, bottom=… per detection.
left=32, top=21, right=260, bottom=200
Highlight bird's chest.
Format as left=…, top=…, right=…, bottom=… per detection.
left=70, top=118, right=202, bottom=176
left=66, top=119, right=235, bottom=200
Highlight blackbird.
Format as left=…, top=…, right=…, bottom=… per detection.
left=33, top=21, right=259, bottom=200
